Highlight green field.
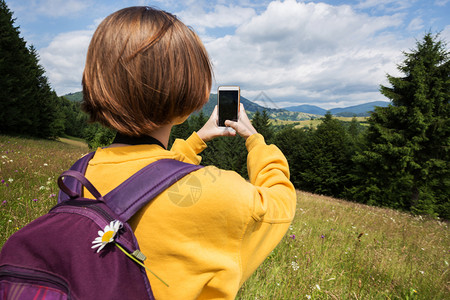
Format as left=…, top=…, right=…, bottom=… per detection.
left=270, top=116, right=369, bottom=129
left=1, top=135, right=448, bottom=299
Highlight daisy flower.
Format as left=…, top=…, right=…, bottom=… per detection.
left=92, top=220, right=123, bottom=253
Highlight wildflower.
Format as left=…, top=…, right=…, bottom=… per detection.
left=49, top=193, right=57, bottom=198
left=419, top=270, right=424, bottom=275
left=315, top=284, right=321, bottom=291
left=290, top=234, right=296, bottom=239
left=1, top=179, right=4, bottom=184
left=306, top=295, right=311, bottom=299
left=291, top=261, right=299, bottom=271
left=39, top=186, right=46, bottom=191
left=2, top=200, right=6, bottom=205
left=32, top=199, right=38, bottom=202
left=43, top=163, right=48, bottom=166
left=321, top=234, right=325, bottom=239
left=92, top=220, right=123, bottom=253
left=8, top=178, right=13, bottom=183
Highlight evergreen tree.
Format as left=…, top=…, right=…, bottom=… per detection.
left=0, top=0, right=61, bottom=138
left=0, top=0, right=32, bottom=134
left=273, top=125, right=310, bottom=188
left=299, top=112, right=355, bottom=197
left=251, top=110, right=274, bottom=143
left=350, top=33, right=450, bottom=217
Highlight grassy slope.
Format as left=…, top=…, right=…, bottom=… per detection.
left=1, top=135, right=448, bottom=299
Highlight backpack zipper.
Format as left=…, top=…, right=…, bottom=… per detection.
left=51, top=200, right=115, bottom=222
left=0, top=266, right=70, bottom=296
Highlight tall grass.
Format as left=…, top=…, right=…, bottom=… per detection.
left=237, top=192, right=449, bottom=299
left=1, top=135, right=448, bottom=299
left=0, top=135, right=88, bottom=245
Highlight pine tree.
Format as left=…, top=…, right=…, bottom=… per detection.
left=0, top=0, right=61, bottom=138
left=251, top=110, right=274, bottom=143
left=273, top=126, right=310, bottom=188
left=0, top=0, right=32, bottom=134
left=350, top=33, right=450, bottom=217
left=299, top=112, right=355, bottom=197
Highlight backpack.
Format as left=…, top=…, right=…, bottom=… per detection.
left=0, top=152, right=203, bottom=299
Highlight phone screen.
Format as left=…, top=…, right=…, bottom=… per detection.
left=218, top=90, right=239, bottom=127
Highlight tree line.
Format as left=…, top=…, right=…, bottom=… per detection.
left=1, top=0, right=448, bottom=218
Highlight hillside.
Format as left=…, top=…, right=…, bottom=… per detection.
left=284, top=101, right=390, bottom=117
left=62, top=91, right=389, bottom=119
left=62, top=91, right=318, bottom=121
left=1, top=134, right=448, bottom=299
left=62, top=92, right=83, bottom=102
left=199, top=94, right=317, bottom=121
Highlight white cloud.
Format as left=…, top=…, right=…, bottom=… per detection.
left=177, top=4, right=256, bottom=32
left=39, top=30, right=93, bottom=95
left=434, top=0, right=450, bottom=6
left=36, top=0, right=91, bottom=17
left=29, top=0, right=417, bottom=108
left=206, top=0, right=407, bottom=108
left=407, top=17, right=424, bottom=31
left=356, top=0, right=415, bottom=12
left=441, top=25, right=450, bottom=42
left=9, top=0, right=91, bottom=18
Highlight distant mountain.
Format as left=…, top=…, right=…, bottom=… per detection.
left=62, top=92, right=82, bottom=102
left=200, top=94, right=284, bottom=115
left=198, top=94, right=316, bottom=121
left=330, top=101, right=389, bottom=117
left=284, top=101, right=390, bottom=117
left=284, top=104, right=326, bottom=115
left=63, top=92, right=348, bottom=121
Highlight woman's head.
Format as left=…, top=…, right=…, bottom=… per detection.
left=82, top=6, right=212, bottom=136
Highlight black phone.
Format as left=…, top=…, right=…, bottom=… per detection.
left=217, top=86, right=240, bottom=127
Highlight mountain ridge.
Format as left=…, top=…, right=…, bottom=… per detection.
left=62, top=91, right=388, bottom=119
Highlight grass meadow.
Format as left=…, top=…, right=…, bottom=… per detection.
left=1, top=135, right=449, bottom=299
left=270, top=117, right=369, bottom=130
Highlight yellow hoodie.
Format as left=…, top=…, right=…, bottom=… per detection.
left=84, top=132, right=296, bottom=299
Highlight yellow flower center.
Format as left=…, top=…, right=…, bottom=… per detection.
left=102, top=230, right=114, bottom=243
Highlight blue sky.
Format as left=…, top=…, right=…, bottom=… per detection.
left=6, top=0, right=450, bottom=109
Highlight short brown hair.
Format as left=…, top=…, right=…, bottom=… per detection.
left=82, top=6, right=212, bottom=136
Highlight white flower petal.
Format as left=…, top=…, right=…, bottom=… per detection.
left=96, top=244, right=106, bottom=253
left=92, top=237, right=102, bottom=243
left=92, top=220, right=123, bottom=253
left=91, top=243, right=103, bottom=249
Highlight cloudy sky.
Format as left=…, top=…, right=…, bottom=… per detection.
left=6, top=0, right=450, bottom=109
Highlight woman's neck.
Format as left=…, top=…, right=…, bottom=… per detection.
left=109, top=124, right=173, bottom=149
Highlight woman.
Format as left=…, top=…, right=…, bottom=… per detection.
left=82, top=6, right=296, bottom=299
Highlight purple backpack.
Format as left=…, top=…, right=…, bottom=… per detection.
left=0, top=152, right=202, bottom=299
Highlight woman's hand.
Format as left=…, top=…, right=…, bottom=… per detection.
left=197, top=104, right=258, bottom=142
left=225, top=104, right=258, bottom=140
left=197, top=106, right=236, bottom=142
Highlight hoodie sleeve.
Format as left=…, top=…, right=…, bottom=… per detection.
left=170, top=132, right=207, bottom=165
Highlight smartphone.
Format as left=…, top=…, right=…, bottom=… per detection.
left=217, top=86, right=240, bottom=127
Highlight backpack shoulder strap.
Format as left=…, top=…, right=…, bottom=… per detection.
left=58, top=152, right=95, bottom=203
left=103, top=159, right=203, bottom=222
left=58, top=154, right=203, bottom=222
